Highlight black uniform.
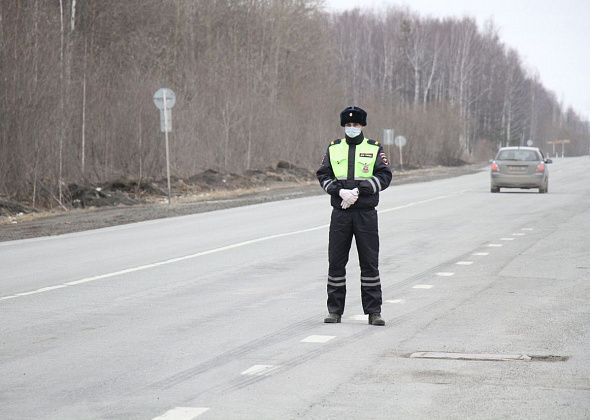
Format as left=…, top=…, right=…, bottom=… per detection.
left=316, top=132, right=392, bottom=315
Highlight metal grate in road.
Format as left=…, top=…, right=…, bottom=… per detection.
left=408, top=351, right=569, bottom=362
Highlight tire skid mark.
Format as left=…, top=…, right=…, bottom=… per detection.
left=146, top=222, right=550, bottom=395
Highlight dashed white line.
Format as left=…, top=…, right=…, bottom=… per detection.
left=512, top=233, right=525, bottom=236
left=472, top=252, right=489, bottom=256
left=152, top=407, right=209, bottom=420
left=301, top=335, right=335, bottom=343
left=488, top=244, right=503, bottom=247
left=500, top=237, right=515, bottom=241
left=436, top=272, right=455, bottom=277
left=413, top=284, right=433, bottom=289
left=455, top=261, right=473, bottom=266
left=241, top=365, right=279, bottom=376
left=386, top=299, right=405, bottom=304
left=2, top=194, right=464, bottom=303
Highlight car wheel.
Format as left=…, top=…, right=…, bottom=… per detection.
left=539, top=179, right=548, bottom=194
left=491, top=186, right=500, bottom=193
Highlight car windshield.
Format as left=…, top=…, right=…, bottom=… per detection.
left=496, top=150, right=540, bottom=161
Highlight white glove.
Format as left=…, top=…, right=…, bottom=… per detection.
left=339, top=188, right=359, bottom=209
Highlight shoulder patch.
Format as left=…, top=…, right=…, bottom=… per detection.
left=367, top=139, right=380, bottom=146
left=330, top=139, right=342, bottom=146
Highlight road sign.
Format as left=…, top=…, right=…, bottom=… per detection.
left=383, top=129, right=394, bottom=146
left=153, top=88, right=176, bottom=110
left=153, top=87, right=176, bottom=205
left=394, top=135, right=407, bottom=147
left=527, top=139, right=533, bottom=146
left=159, top=109, right=172, bottom=133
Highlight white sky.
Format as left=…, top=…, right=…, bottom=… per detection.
left=324, top=0, right=590, bottom=120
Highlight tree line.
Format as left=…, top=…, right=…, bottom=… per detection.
left=1, top=0, right=588, bottom=207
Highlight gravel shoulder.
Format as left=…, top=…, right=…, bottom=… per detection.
left=0, top=164, right=485, bottom=242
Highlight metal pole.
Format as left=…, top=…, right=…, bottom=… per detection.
left=561, top=142, right=565, bottom=158
left=81, top=70, right=86, bottom=174
left=387, top=143, right=391, bottom=168
left=163, top=95, right=171, bottom=205
left=399, top=144, right=403, bottom=170
left=389, top=129, right=394, bottom=169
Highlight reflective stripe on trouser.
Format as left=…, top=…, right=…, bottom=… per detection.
left=327, top=208, right=382, bottom=315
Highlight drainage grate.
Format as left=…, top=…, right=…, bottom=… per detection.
left=408, top=351, right=568, bottom=362
left=528, top=355, right=569, bottom=362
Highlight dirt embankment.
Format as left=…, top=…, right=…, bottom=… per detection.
left=0, top=162, right=485, bottom=242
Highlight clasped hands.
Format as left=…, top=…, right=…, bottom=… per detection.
left=339, top=188, right=359, bottom=209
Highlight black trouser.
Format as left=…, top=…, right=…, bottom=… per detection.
left=327, top=208, right=382, bottom=315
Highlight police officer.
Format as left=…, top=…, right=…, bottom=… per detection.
left=316, top=106, right=392, bottom=326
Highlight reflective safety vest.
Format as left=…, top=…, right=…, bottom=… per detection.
left=329, top=138, right=379, bottom=180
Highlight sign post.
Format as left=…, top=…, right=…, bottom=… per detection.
left=383, top=129, right=394, bottom=166
left=394, top=135, right=407, bottom=170
left=546, top=139, right=570, bottom=158
left=153, top=88, right=176, bottom=205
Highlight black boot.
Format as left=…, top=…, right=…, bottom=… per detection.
left=368, top=313, right=385, bottom=326
left=324, top=313, right=342, bottom=323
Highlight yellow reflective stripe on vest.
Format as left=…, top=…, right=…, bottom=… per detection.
left=329, top=138, right=379, bottom=180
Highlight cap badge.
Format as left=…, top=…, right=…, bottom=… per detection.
left=349, top=112, right=353, bottom=116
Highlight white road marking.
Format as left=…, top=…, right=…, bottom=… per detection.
left=413, top=284, right=433, bottom=289
left=2, top=226, right=328, bottom=301
left=2, top=194, right=463, bottom=302
left=386, top=299, right=405, bottom=304
left=0, top=285, right=69, bottom=301
left=455, top=261, right=473, bottom=266
left=488, top=244, right=503, bottom=247
left=301, top=335, right=335, bottom=343
left=472, top=252, right=489, bottom=256
left=152, top=407, right=209, bottom=420
left=500, top=237, right=515, bottom=241
left=512, top=233, right=525, bottom=236
left=379, top=194, right=456, bottom=215
left=521, top=228, right=534, bottom=231
left=349, top=314, right=368, bottom=321
left=241, top=365, right=279, bottom=376
left=436, top=272, right=455, bottom=276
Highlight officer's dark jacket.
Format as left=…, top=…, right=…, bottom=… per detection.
left=316, top=132, right=393, bottom=210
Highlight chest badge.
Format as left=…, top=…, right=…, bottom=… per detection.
left=362, top=163, right=370, bottom=173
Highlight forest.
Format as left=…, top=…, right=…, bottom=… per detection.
left=1, top=0, right=588, bottom=207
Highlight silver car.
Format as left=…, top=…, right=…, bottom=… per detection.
left=490, top=147, right=552, bottom=193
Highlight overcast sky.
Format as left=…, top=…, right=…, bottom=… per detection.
left=324, top=0, right=590, bottom=121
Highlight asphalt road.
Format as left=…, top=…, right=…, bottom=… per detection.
left=1, top=157, right=589, bottom=419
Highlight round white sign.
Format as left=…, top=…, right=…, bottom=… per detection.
left=153, top=88, right=176, bottom=110
left=527, top=139, right=533, bottom=146
left=394, top=135, right=407, bottom=147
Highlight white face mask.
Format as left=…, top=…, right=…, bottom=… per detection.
left=344, top=126, right=362, bottom=138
